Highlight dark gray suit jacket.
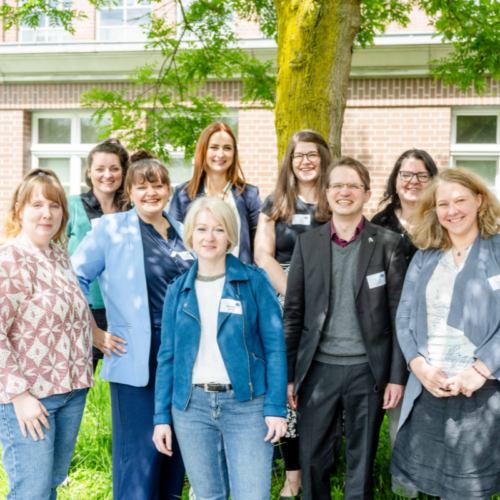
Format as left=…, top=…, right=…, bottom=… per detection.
left=283, top=219, right=408, bottom=395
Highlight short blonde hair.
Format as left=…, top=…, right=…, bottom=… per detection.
left=2, top=168, right=69, bottom=247
left=183, top=197, right=239, bottom=253
left=411, top=168, right=500, bottom=251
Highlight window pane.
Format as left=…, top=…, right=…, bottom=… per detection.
left=100, top=27, right=125, bottom=40
left=38, top=118, right=71, bottom=144
left=126, top=7, right=150, bottom=25
left=38, top=158, right=71, bottom=195
left=19, top=30, right=35, bottom=42
left=101, top=9, right=124, bottom=26
left=456, top=159, right=497, bottom=186
left=81, top=157, right=89, bottom=183
left=168, top=157, right=193, bottom=185
left=81, top=117, right=110, bottom=144
left=46, top=28, right=72, bottom=42
left=456, top=115, right=497, bottom=144
left=220, top=113, right=239, bottom=139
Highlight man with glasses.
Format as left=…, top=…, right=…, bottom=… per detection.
left=283, top=157, right=408, bottom=500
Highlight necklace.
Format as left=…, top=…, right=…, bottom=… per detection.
left=452, top=244, right=470, bottom=257
left=196, top=272, right=226, bottom=282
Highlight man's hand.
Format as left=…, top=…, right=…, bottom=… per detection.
left=382, top=383, right=404, bottom=409
left=287, top=382, right=298, bottom=410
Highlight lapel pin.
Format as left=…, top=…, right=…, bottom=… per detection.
left=368, top=237, right=374, bottom=244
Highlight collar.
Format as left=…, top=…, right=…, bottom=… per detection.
left=181, top=254, right=249, bottom=292
left=80, top=190, right=102, bottom=210
left=330, top=216, right=365, bottom=247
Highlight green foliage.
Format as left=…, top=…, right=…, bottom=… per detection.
left=420, top=0, right=500, bottom=95
left=81, top=0, right=275, bottom=162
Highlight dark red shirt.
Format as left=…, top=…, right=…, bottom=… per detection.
left=330, top=217, right=365, bottom=247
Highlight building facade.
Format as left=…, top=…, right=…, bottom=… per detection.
left=1, top=4, right=499, bottom=216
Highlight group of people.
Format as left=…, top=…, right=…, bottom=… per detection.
left=0, top=121, right=499, bottom=500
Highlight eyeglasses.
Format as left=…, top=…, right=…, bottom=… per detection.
left=328, top=183, right=365, bottom=191
left=399, top=171, right=431, bottom=183
left=291, top=152, right=320, bottom=164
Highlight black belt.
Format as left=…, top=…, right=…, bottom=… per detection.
left=195, top=383, right=233, bottom=393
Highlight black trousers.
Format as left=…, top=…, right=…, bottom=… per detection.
left=91, top=308, right=107, bottom=374
left=298, top=361, right=385, bottom=500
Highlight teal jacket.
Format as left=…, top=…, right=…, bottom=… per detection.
left=67, top=195, right=105, bottom=310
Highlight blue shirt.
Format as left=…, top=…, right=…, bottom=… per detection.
left=139, top=216, right=194, bottom=327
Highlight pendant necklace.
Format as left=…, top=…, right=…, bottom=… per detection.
left=453, top=244, right=470, bottom=257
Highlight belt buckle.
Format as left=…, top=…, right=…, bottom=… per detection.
left=204, top=383, right=218, bottom=393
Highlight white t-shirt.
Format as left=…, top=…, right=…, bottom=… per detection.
left=192, top=275, right=231, bottom=385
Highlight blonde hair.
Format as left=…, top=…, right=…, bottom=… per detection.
left=1, top=168, right=69, bottom=247
left=411, top=168, right=500, bottom=251
left=183, top=197, right=239, bottom=253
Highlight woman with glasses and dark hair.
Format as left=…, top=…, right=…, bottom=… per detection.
left=67, top=138, right=130, bottom=372
left=372, top=149, right=438, bottom=264
left=169, top=122, right=261, bottom=264
left=371, top=148, right=438, bottom=498
left=254, top=130, right=332, bottom=499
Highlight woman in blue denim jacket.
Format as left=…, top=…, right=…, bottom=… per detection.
left=153, top=197, right=288, bottom=500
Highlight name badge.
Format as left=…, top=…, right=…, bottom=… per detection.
left=63, top=269, right=77, bottom=283
left=91, top=218, right=101, bottom=228
left=292, top=214, right=311, bottom=225
left=172, top=251, right=194, bottom=261
left=367, top=271, right=386, bottom=289
left=220, top=299, right=243, bottom=314
left=488, top=274, right=500, bottom=291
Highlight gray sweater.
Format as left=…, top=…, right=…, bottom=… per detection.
left=315, top=237, right=368, bottom=365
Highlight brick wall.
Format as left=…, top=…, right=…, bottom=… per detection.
left=72, top=0, right=96, bottom=41
left=0, top=110, right=31, bottom=213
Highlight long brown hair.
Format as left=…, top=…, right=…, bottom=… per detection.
left=411, top=168, right=500, bottom=251
left=269, top=130, right=332, bottom=222
left=2, top=168, right=69, bottom=247
left=183, top=123, right=246, bottom=200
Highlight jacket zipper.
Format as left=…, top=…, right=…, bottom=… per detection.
left=237, top=283, right=253, bottom=398
left=183, top=309, right=201, bottom=410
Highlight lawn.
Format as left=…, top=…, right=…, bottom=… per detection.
left=0, top=370, right=498, bottom=499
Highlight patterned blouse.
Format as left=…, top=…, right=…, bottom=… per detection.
left=426, top=248, right=476, bottom=377
left=0, top=240, right=93, bottom=404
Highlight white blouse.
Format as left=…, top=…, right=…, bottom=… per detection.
left=192, top=276, right=231, bottom=385
left=426, top=248, right=476, bottom=377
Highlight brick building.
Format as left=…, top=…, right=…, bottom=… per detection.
left=1, top=4, right=499, bottom=216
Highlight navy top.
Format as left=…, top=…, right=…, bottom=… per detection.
left=168, top=179, right=261, bottom=264
left=139, top=215, right=194, bottom=328
left=260, top=195, right=324, bottom=264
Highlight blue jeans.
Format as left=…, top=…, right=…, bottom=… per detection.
left=172, top=386, right=273, bottom=500
left=0, top=389, right=87, bottom=500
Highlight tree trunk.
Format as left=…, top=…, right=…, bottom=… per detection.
left=274, top=0, right=361, bottom=159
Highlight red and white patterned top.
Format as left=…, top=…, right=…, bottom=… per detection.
left=0, top=240, right=94, bottom=404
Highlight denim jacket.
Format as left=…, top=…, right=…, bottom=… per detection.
left=396, top=232, right=500, bottom=430
left=154, top=254, right=288, bottom=425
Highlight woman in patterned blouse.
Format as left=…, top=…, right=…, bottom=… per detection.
left=0, top=168, right=99, bottom=500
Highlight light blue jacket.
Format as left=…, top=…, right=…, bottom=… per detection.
left=71, top=208, right=187, bottom=387
left=396, top=233, right=500, bottom=430
left=154, top=254, right=288, bottom=425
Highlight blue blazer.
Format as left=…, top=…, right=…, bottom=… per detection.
left=169, top=180, right=261, bottom=264
left=396, top=233, right=500, bottom=430
left=154, top=254, right=288, bottom=426
left=71, top=209, right=189, bottom=387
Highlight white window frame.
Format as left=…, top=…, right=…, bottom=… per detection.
left=31, top=112, right=104, bottom=196
left=19, top=1, right=72, bottom=43
left=450, top=107, right=500, bottom=196
left=96, top=0, right=152, bottom=42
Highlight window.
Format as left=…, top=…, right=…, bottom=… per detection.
left=19, top=1, right=72, bottom=43
left=165, top=110, right=239, bottom=186
left=98, top=0, right=151, bottom=41
left=31, top=113, right=109, bottom=196
left=177, top=0, right=234, bottom=40
left=451, top=108, right=500, bottom=196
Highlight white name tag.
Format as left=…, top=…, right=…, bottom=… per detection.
left=172, top=251, right=194, bottom=261
left=367, top=271, right=386, bottom=289
left=90, top=218, right=101, bottom=228
left=63, top=269, right=77, bottom=283
left=488, top=274, right=500, bottom=291
left=292, top=214, right=311, bottom=225
left=220, top=299, right=243, bottom=314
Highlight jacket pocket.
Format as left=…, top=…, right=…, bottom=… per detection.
left=251, top=352, right=267, bottom=364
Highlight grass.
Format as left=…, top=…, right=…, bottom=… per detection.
left=1, top=369, right=498, bottom=499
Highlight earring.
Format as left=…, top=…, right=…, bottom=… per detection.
left=131, top=202, right=135, bottom=207
left=395, top=189, right=398, bottom=194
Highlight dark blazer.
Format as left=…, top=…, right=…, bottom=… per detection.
left=284, top=219, right=408, bottom=395
left=169, top=179, right=261, bottom=264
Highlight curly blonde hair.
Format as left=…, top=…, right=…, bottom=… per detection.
left=1, top=168, right=69, bottom=247
left=411, top=168, right=500, bottom=251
